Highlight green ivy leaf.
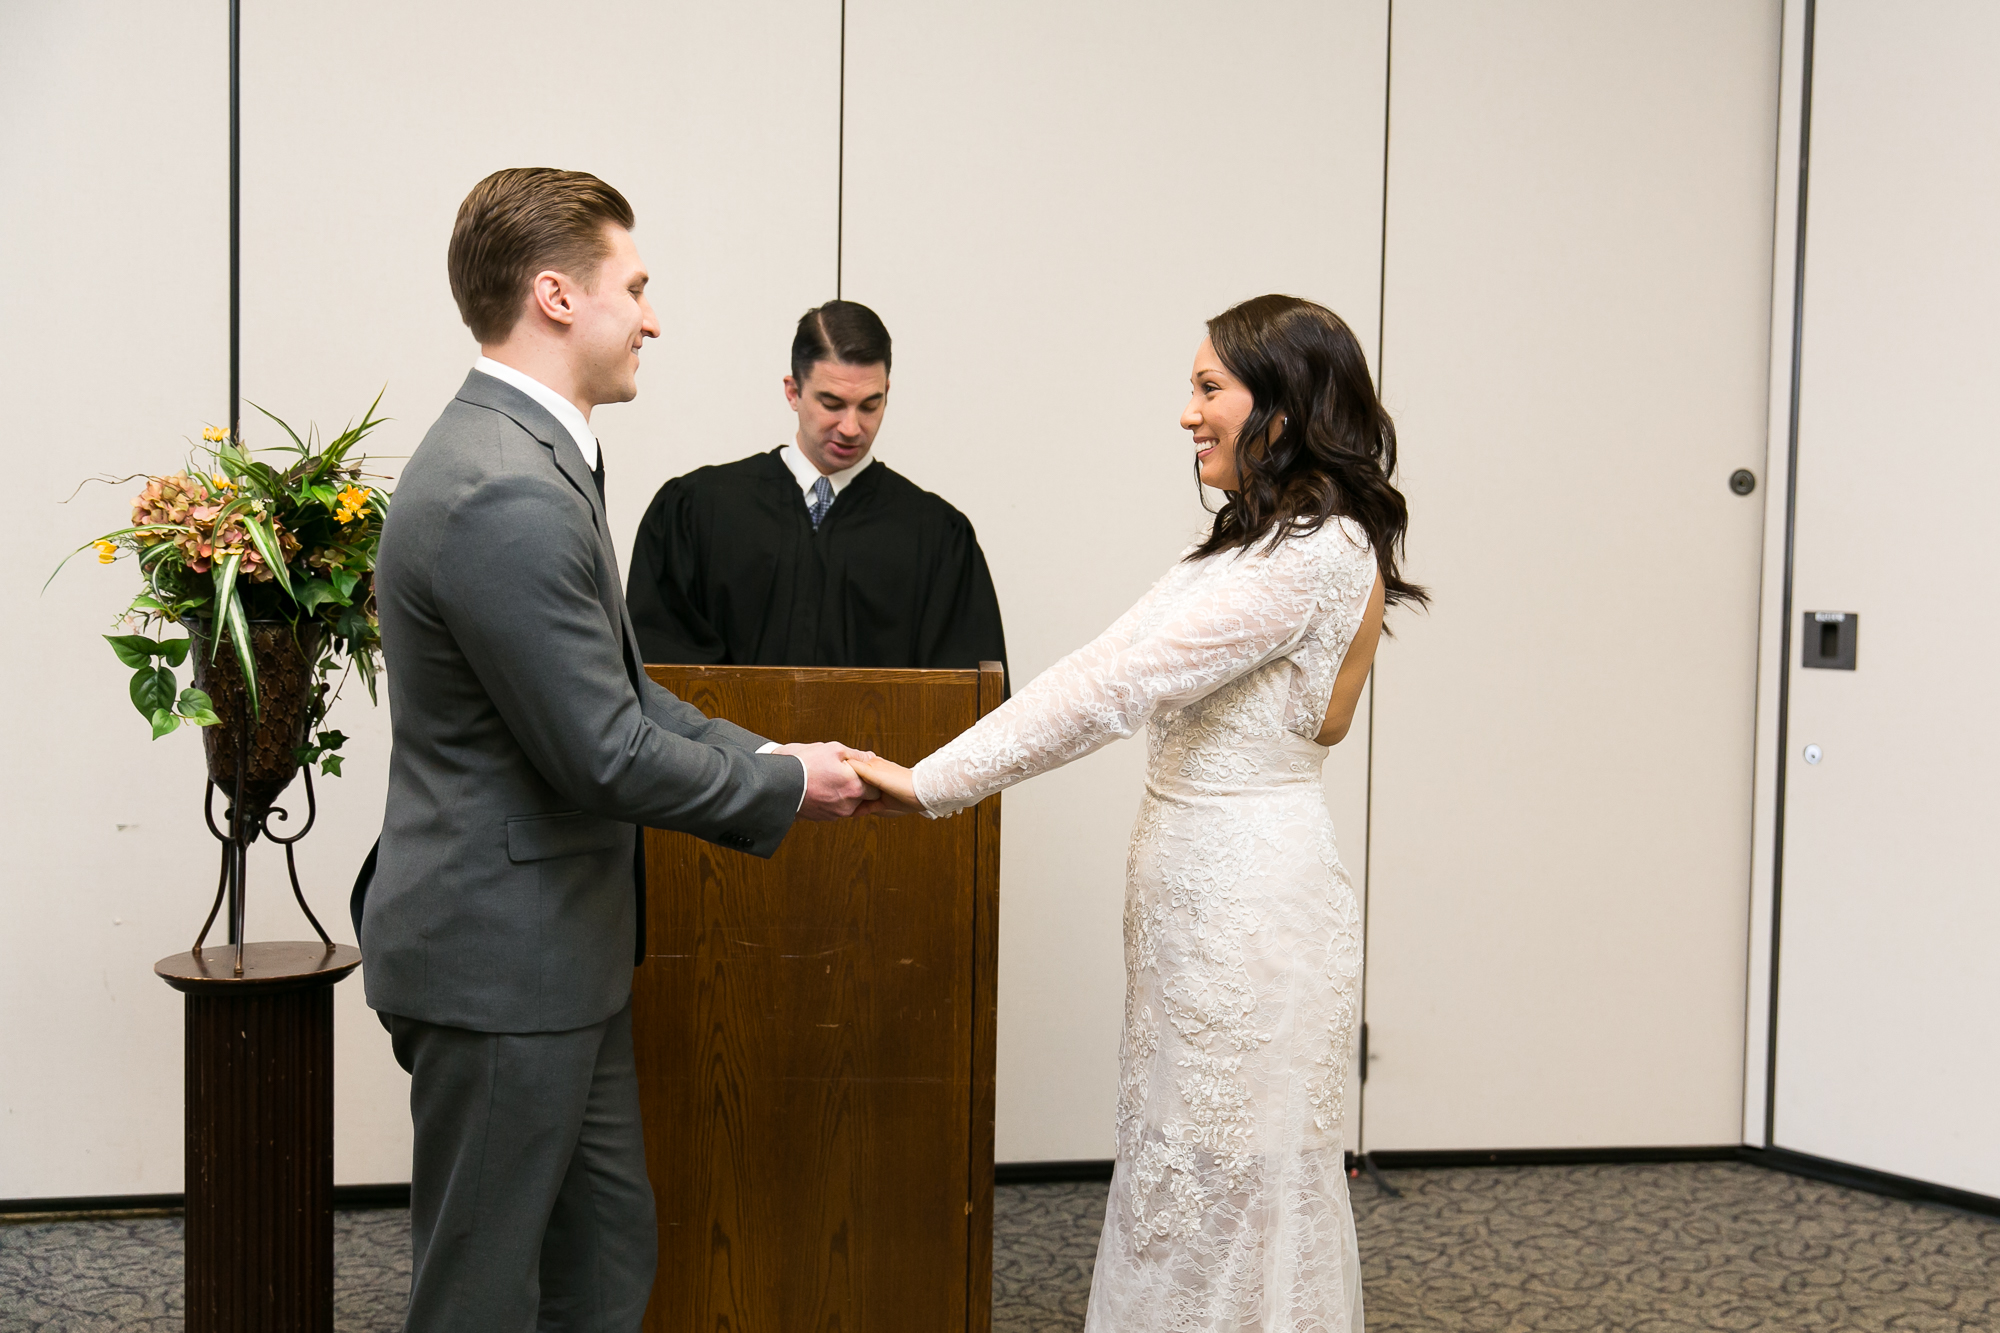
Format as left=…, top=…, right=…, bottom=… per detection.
left=178, top=687, right=221, bottom=726
left=157, top=637, right=191, bottom=667
left=296, top=577, right=339, bottom=613
left=131, top=664, right=176, bottom=719
left=319, top=753, right=343, bottom=777
left=150, top=707, right=181, bottom=740
left=316, top=729, right=348, bottom=750
left=106, top=634, right=161, bottom=668
left=328, top=567, right=361, bottom=601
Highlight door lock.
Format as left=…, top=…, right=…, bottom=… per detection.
left=1730, top=469, right=1757, bottom=495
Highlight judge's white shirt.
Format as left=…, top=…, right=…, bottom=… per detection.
left=473, top=357, right=598, bottom=470
left=472, top=359, right=809, bottom=804
left=778, top=443, right=873, bottom=505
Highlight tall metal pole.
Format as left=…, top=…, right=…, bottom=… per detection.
left=835, top=0, right=845, bottom=298
left=228, top=0, right=240, bottom=443
left=225, top=0, right=242, bottom=944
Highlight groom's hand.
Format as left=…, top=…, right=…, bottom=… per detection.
left=775, top=742, right=881, bottom=821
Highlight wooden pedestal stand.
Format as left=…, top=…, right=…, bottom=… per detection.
left=155, top=941, right=361, bottom=1333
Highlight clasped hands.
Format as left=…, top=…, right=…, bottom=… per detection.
left=770, top=743, right=922, bottom=820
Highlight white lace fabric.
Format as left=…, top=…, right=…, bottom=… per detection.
left=914, top=518, right=1378, bottom=1330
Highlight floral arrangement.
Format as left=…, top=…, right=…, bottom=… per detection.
left=59, top=398, right=392, bottom=775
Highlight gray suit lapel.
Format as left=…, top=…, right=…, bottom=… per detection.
left=455, top=371, right=638, bottom=674
left=455, top=371, right=607, bottom=533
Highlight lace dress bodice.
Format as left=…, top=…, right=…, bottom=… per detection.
left=915, top=517, right=1377, bottom=816
left=915, top=518, right=1379, bottom=1332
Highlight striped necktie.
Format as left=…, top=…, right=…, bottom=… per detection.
left=808, top=473, right=834, bottom=528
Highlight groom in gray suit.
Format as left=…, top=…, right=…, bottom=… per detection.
left=361, top=168, right=875, bottom=1332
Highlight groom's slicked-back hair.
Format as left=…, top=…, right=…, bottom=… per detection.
left=791, top=300, right=893, bottom=387
left=449, top=168, right=635, bottom=344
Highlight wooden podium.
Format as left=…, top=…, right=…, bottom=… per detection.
left=634, top=664, right=1004, bottom=1333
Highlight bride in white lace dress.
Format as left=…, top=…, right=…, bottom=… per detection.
left=854, top=295, right=1425, bottom=1331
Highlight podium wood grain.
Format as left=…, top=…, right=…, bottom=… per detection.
left=636, top=665, right=1003, bottom=1333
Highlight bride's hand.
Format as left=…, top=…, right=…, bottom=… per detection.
left=847, top=755, right=923, bottom=816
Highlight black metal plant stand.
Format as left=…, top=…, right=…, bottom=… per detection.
left=190, top=724, right=333, bottom=973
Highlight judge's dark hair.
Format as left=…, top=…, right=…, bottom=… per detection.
left=448, top=168, right=635, bottom=345
left=1189, top=294, right=1428, bottom=613
left=792, top=300, right=893, bottom=387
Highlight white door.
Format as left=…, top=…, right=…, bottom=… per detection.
left=1771, top=0, right=2000, bottom=1198
left=1360, top=1, right=1781, bottom=1150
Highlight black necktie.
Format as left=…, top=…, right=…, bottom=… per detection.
left=592, top=438, right=642, bottom=965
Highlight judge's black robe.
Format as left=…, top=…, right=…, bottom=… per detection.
left=627, top=448, right=1008, bottom=687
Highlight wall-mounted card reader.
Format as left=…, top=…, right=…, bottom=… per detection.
left=1802, top=611, right=1857, bottom=669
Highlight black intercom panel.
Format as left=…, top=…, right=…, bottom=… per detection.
left=1802, top=611, right=1857, bottom=670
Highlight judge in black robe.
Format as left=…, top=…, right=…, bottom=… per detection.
left=627, top=446, right=1008, bottom=682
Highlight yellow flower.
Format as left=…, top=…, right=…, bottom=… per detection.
left=201, top=426, right=230, bottom=444
left=334, top=484, right=370, bottom=525
left=94, top=540, right=118, bottom=564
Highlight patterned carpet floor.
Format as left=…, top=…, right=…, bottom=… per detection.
left=2, top=1162, right=1995, bottom=1331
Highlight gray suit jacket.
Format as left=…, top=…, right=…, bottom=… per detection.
left=361, top=370, right=804, bottom=1032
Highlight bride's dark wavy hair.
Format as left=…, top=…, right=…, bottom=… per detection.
left=1189, top=294, right=1428, bottom=613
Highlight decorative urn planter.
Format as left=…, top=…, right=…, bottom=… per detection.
left=188, top=619, right=324, bottom=824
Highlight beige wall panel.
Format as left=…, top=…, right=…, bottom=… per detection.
left=238, top=1, right=840, bottom=1185
left=1, top=1, right=230, bottom=1197
left=1364, top=1, right=1779, bottom=1149
left=842, top=0, right=1389, bottom=1161
left=1774, top=0, right=2000, bottom=1197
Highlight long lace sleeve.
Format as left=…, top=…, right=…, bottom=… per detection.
left=913, top=525, right=1359, bottom=816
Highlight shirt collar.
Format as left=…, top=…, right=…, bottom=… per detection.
left=778, top=443, right=873, bottom=500
left=473, top=356, right=598, bottom=469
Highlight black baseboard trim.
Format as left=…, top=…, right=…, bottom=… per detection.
left=1740, top=1145, right=2000, bottom=1220
left=995, top=1158, right=1115, bottom=1185
left=1361, top=1145, right=1741, bottom=1171
left=992, top=1148, right=1734, bottom=1181
left=15, top=1148, right=1995, bottom=1222
left=1, top=1183, right=414, bottom=1222
left=0, top=1192, right=183, bottom=1221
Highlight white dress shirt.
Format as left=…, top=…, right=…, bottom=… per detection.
left=778, top=443, right=873, bottom=504
left=473, top=357, right=598, bottom=469
left=471, top=360, right=808, bottom=804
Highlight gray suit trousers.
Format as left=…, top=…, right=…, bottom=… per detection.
left=390, top=1001, right=657, bottom=1333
